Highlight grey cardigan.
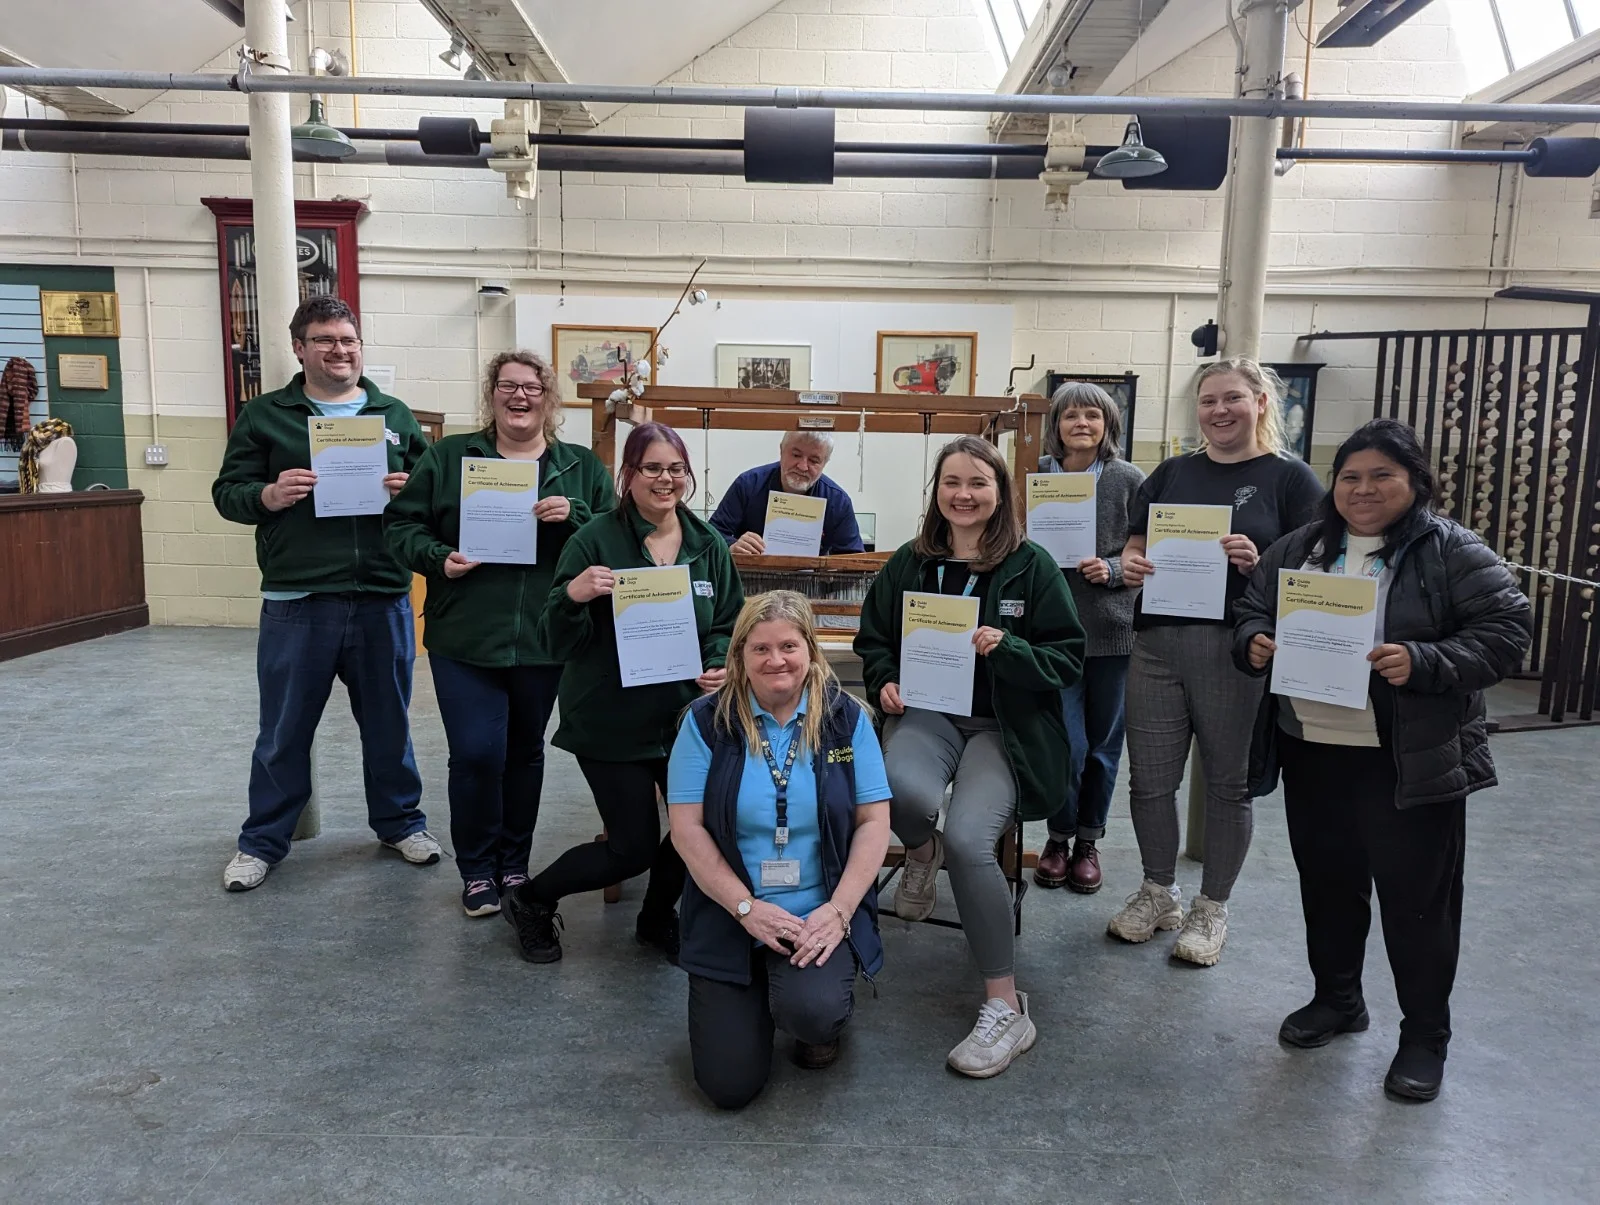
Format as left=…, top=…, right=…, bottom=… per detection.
left=1037, top=454, right=1146, bottom=658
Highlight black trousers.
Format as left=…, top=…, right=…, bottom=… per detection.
left=528, top=756, right=683, bottom=920
left=688, top=948, right=857, bottom=1110
left=1279, top=732, right=1466, bottom=1055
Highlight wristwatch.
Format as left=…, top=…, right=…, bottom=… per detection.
left=734, top=898, right=753, bottom=919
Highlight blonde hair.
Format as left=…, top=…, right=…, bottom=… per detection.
left=479, top=350, right=563, bottom=445
left=1195, top=357, right=1287, bottom=457
left=714, top=591, right=839, bottom=757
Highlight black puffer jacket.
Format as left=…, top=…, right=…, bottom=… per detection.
left=1233, top=509, right=1532, bottom=807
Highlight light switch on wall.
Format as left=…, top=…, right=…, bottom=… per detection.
left=144, top=445, right=168, bottom=467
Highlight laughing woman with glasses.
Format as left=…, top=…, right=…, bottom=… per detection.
left=386, top=351, right=615, bottom=917
left=502, top=422, right=745, bottom=966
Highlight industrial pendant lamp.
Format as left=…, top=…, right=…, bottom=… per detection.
left=1094, top=116, right=1167, bottom=179
left=291, top=97, right=357, bottom=161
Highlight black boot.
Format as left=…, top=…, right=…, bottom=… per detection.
left=1384, top=1042, right=1445, bottom=1102
left=1278, top=999, right=1370, bottom=1049
left=635, top=908, right=680, bottom=965
left=503, top=887, right=563, bottom=963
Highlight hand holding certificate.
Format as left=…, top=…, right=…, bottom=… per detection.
left=459, top=457, right=540, bottom=564
left=899, top=591, right=980, bottom=716
left=612, top=565, right=703, bottom=687
left=762, top=491, right=828, bottom=557
left=308, top=416, right=389, bottom=517
left=1141, top=504, right=1233, bottom=619
left=1270, top=570, right=1380, bottom=709
left=1026, top=473, right=1097, bottom=567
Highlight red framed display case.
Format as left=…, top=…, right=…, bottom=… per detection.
left=201, top=198, right=367, bottom=428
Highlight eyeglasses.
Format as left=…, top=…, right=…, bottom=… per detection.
left=306, top=336, right=363, bottom=351
left=637, top=462, right=689, bottom=480
left=495, top=381, right=545, bottom=397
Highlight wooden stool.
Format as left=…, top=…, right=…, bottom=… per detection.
left=878, top=823, right=1036, bottom=936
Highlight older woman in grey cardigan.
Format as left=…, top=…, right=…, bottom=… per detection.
left=1032, top=381, right=1145, bottom=894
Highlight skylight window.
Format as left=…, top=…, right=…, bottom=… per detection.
left=1486, top=0, right=1600, bottom=73
left=979, top=0, right=1046, bottom=66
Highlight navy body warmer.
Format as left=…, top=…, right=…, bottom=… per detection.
left=677, top=686, right=884, bottom=986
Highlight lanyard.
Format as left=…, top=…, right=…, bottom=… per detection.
left=758, top=724, right=801, bottom=852
left=936, top=561, right=979, bottom=597
left=1330, top=537, right=1386, bottom=578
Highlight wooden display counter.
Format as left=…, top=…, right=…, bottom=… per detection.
left=0, top=489, right=149, bottom=661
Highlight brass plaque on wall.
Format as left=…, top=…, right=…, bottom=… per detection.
left=58, top=353, right=110, bottom=390
left=41, top=291, right=121, bottom=337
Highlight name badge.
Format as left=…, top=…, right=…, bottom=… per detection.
left=760, top=859, right=801, bottom=888
left=1000, top=599, right=1025, bottom=617
left=693, top=580, right=715, bottom=597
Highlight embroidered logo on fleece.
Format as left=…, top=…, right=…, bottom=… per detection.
left=693, top=580, right=714, bottom=597
left=1233, top=485, right=1257, bottom=509
left=999, top=600, right=1024, bottom=617
left=826, top=746, right=854, bottom=763
left=385, top=428, right=400, bottom=446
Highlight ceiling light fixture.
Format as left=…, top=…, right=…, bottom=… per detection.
left=463, top=60, right=488, bottom=82
left=439, top=34, right=466, bottom=72
left=290, top=96, right=357, bottom=160
left=1094, top=116, right=1167, bottom=178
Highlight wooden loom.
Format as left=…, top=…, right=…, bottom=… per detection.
left=579, top=382, right=1046, bottom=907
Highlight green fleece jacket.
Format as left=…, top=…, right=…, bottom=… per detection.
left=538, top=503, right=745, bottom=762
left=383, top=430, right=616, bottom=667
left=854, top=539, right=1086, bottom=822
left=211, top=374, right=428, bottom=594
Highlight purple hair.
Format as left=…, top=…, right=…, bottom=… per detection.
left=617, top=421, right=697, bottom=507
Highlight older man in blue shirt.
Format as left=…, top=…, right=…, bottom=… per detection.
left=709, top=431, right=864, bottom=555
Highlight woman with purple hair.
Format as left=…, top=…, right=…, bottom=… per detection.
left=503, top=423, right=745, bottom=966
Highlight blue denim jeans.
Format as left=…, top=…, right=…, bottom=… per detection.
left=239, top=593, right=426, bottom=863
left=1045, top=653, right=1130, bottom=843
left=428, top=654, right=562, bottom=883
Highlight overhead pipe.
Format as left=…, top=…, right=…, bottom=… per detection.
left=4, top=65, right=1600, bottom=126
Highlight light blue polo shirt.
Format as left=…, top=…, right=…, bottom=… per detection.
left=667, top=694, right=889, bottom=919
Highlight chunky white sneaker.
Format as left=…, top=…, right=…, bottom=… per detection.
left=223, top=852, right=271, bottom=892
left=383, top=830, right=443, bottom=865
left=947, top=992, right=1037, bottom=1079
left=1107, top=879, right=1184, bottom=942
left=1173, top=894, right=1228, bottom=966
left=894, top=830, right=944, bottom=922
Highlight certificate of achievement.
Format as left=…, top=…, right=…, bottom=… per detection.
left=458, top=457, right=540, bottom=564
left=762, top=490, right=828, bottom=557
left=1026, top=473, right=1097, bottom=567
left=612, top=564, right=703, bottom=688
left=1142, top=504, right=1233, bottom=619
left=1270, top=570, right=1380, bottom=709
left=899, top=591, right=980, bottom=716
left=307, top=416, right=388, bottom=518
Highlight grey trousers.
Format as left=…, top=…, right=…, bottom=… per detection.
left=884, top=709, right=1018, bottom=979
left=1124, top=624, right=1266, bottom=903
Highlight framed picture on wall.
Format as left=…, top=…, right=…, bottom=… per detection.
left=551, top=325, right=658, bottom=408
left=1045, top=370, right=1138, bottom=459
left=1265, top=362, right=1323, bottom=463
left=715, top=343, right=812, bottom=391
left=875, top=331, right=977, bottom=397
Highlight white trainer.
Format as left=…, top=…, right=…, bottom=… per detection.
left=947, top=992, right=1037, bottom=1079
left=1107, top=879, right=1184, bottom=942
left=223, top=852, right=271, bottom=892
left=1173, top=894, right=1228, bottom=966
left=894, top=830, right=945, bottom=922
left=383, top=830, right=443, bottom=865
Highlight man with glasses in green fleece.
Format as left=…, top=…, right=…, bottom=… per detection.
left=213, top=296, right=440, bottom=892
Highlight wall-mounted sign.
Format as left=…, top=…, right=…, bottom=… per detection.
left=41, top=291, right=120, bottom=338
left=57, top=353, right=109, bottom=390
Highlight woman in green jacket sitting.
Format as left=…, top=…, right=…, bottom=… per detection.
left=386, top=351, right=614, bottom=918
left=502, top=421, right=745, bottom=966
left=855, top=435, right=1084, bottom=1079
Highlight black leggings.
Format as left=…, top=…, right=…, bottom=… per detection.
left=528, top=755, right=684, bottom=919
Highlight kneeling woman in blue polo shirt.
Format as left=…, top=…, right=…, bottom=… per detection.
left=668, top=590, right=891, bottom=1110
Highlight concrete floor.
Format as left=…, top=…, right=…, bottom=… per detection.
left=2, top=626, right=1597, bottom=1204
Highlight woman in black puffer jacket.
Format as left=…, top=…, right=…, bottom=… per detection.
left=1233, top=418, right=1531, bottom=1105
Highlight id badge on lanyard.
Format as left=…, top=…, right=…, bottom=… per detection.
left=759, top=729, right=802, bottom=889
